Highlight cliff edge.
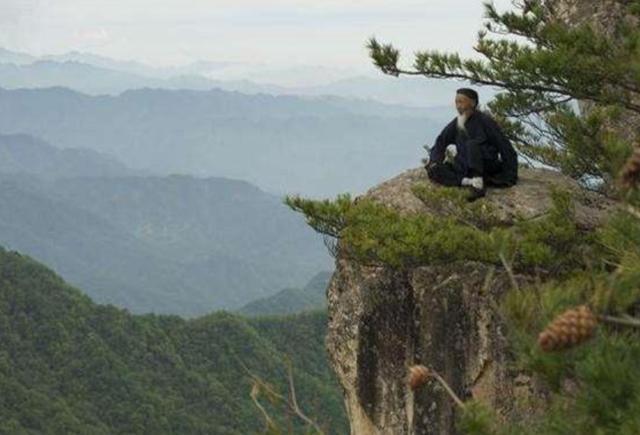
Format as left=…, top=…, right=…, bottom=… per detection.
left=325, top=166, right=615, bottom=434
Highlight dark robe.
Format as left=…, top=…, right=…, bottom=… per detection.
left=426, top=110, right=518, bottom=187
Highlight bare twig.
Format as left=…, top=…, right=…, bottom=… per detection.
left=481, top=265, right=495, bottom=295
left=625, top=204, right=640, bottom=220
left=431, top=370, right=466, bottom=409
left=285, top=359, right=326, bottom=435
left=499, top=251, right=520, bottom=291
left=322, top=235, right=339, bottom=258
left=243, top=357, right=326, bottom=435
left=409, top=365, right=465, bottom=409
left=432, top=274, right=459, bottom=292
left=250, top=383, right=278, bottom=432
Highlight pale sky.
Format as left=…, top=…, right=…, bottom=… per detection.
left=1, top=0, right=515, bottom=70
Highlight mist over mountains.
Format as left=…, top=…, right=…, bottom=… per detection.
left=0, top=86, right=447, bottom=197
left=0, top=46, right=473, bottom=110
left=0, top=134, right=332, bottom=316
left=0, top=46, right=455, bottom=315
left=0, top=133, right=138, bottom=179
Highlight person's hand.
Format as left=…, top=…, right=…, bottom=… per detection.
left=423, top=158, right=437, bottom=169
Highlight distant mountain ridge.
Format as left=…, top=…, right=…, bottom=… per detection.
left=0, top=86, right=445, bottom=196
left=0, top=46, right=479, bottom=108
left=0, top=135, right=332, bottom=315
left=0, top=173, right=332, bottom=316
left=0, top=133, right=137, bottom=178
left=237, top=270, right=332, bottom=316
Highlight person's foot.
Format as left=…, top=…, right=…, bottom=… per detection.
left=462, top=176, right=485, bottom=201
left=461, top=176, right=483, bottom=188
left=466, top=186, right=486, bottom=202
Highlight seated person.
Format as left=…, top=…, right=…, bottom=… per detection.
left=424, top=88, right=519, bottom=201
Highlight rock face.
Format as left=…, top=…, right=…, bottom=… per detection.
left=548, top=0, right=636, bottom=31
left=325, top=166, right=615, bottom=434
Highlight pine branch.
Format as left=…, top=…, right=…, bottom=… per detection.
left=598, top=313, right=640, bottom=328
left=367, top=0, right=640, bottom=114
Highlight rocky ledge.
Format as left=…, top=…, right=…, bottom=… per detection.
left=325, top=166, right=617, bottom=434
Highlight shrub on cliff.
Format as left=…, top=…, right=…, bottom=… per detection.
left=285, top=185, right=589, bottom=274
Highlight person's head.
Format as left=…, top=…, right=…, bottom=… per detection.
left=455, top=88, right=479, bottom=115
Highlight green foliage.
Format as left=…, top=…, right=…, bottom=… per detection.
left=339, top=198, right=502, bottom=268
left=499, top=104, right=632, bottom=188
left=456, top=400, right=500, bottom=435
left=236, top=271, right=331, bottom=317
left=285, top=185, right=588, bottom=273
left=597, top=209, right=640, bottom=258
left=490, top=202, right=640, bottom=434
left=368, top=0, right=640, bottom=189
left=411, top=183, right=503, bottom=230
left=593, top=210, right=640, bottom=313
left=496, top=327, right=640, bottom=435
left=284, top=193, right=354, bottom=238
left=514, top=188, right=587, bottom=268
left=0, top=247, right=347, bottom=434
left=502, top=273, right=599, bottom=388
left=288, top=190, right=504, bottom=268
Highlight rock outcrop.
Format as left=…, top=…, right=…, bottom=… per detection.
left=325, top=166, right=616, bottom=434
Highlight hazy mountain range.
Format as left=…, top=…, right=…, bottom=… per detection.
left=0, top=86, right=448, bottom=197
left=0, top=134, right=332, bottom=316
left=0, top=46, right=480, bottom=109
left=0, top=47, right=464, bottom=317
left=0, top=133, right=139, bottom=179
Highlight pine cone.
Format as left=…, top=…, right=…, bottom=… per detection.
left=408, top=364, right=431, bottom=390
left=537, top=305, right=598, bottom=352
left=620, top=146, right=640, bottom=189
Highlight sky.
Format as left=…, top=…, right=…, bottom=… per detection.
left=1, top=0, right=516, bottom=71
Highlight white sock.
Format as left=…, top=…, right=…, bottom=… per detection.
left=469, top=176, right=484, bottom=189
left=462, top=177, right=483, bottom=189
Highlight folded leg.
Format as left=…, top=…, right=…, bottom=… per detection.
left=426, top=161, right=464, bottom=187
